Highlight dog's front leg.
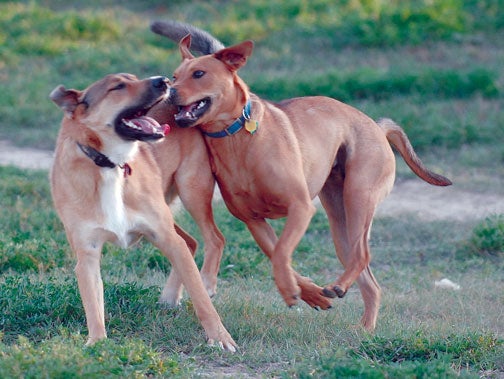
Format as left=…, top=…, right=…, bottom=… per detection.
left=271, top=202, right=317, bottom=306
left=153, top=226, right=237, bottom=352
left=177, top=186, right=225, bottom=298
left=247, top=217, right=332, bottom=310
left=74, top=245, right=106, bottom=345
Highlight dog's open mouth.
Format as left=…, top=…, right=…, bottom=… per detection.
left=174, top=97, right=211, bottom=127
left=116, top=105, right=170, bottom=141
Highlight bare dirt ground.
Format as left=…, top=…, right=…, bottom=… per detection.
left=1, top=140, right=503, bottom=221
left=0, top=140, right=54, bottom=170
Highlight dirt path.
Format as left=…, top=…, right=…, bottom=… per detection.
left=1, top=140, right=503, bottom=221
left=0, top=140, right=54, bottom=170
left=376, top=180, right=504, bottom=221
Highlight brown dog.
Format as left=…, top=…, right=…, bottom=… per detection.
left=50, top=73, right=236, bottom=351
left=164, top=33, right=452, bottom=331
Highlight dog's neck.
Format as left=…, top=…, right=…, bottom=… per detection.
left=198, top=75, right=251, bottom=136
left=77, top=142, right=133, bottom=177
left=202, top=100, right=253, bottom=138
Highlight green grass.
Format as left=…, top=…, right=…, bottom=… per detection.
left=464, top=215, right=504, bottom=257
left=294, top=331, right=501, bottom=378
left=0, top=167, right=503, bottom=378
left=0, top=335, right=180, bottom=378
left=1, top=0, right=503, bottom=377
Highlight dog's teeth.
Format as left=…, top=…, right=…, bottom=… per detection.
left=122, top=119, right=142, bottom=130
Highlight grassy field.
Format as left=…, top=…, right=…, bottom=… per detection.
left=0, top=1, right=503, bottom=378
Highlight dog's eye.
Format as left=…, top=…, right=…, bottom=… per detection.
left=192, top=70, right=205, bottom=79
left=111, top=83, right=126, bottom=91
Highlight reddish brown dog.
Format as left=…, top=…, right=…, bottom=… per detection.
left=166, top=34, right=452, bottom=331
left=50, top=73, right=236, bottom=351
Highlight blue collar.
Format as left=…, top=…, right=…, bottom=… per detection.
left=203, top=100, right=252, bottom=138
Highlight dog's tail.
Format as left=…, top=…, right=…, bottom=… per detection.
left=151, top=20, right=225, bottom=55
left=377, top=118, right=452, bottom=186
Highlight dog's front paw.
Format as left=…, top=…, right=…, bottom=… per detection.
left=322, top=285, right=347, bottom=299
left=207, top=331, right=238, bottom=353
left=273, top=266, right=301, bottom=307
left=280, top=286, right=301, bottom=308
left=295, top=275, right=333, bottom=310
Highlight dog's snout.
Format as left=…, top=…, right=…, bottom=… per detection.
left=150, top=76, right=169, bottom=90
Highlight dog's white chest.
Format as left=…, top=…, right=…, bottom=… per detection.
left=99, top=169, right=132, bottom=248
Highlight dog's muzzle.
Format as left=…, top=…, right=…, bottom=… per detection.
left=170, top=87, right=212, bottom=128
left=150, top=76, right=170, bottom=91
left=114, top=76, right=171, bottom=141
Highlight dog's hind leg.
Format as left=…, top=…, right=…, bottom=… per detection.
left=246, top=219, right=332, bottom=310
left=356, top=266, right=381, bottom=331
left=318, top=167, right=381, bottom=331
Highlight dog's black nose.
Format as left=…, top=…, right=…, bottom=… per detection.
left=150, top=76, right=168, bottom=89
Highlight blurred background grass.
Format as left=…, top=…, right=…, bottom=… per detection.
left=0, top=0, right=503, bottom=151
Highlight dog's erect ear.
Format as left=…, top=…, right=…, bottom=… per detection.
left=179, top=34, right=195, bottom=60
left=214, top=40, right=254, bottom=71
left=50, top=85, right=82, bottom=118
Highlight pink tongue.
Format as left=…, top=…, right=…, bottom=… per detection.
left=162, top=124, right=171, bottom=135
left=130, top=116, right=169, bottom=135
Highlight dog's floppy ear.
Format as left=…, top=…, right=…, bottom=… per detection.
left=50, top=85, right=83, bottom=118
left=179, top=34, right=195, bottom=60
left=213, top=40, right=254, bottom=71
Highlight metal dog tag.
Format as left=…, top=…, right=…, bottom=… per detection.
left=245, top=119, right=258, bottom=134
